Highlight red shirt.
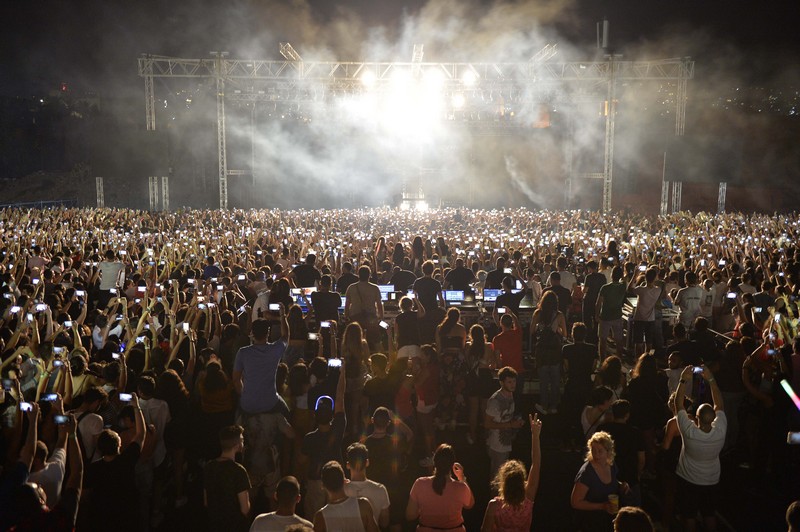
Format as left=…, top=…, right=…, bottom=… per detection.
left=492, top=327, right=523, bottom=372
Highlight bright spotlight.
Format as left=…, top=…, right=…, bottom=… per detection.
left=361, top=70, right=377, bottom=88
left=451, top=93, right=466, bottom=109
left=462, top=70, right=478, bottom=86
left=423, top=68, right=445, bottom=89
left=390, top=68, right=412, bottom=89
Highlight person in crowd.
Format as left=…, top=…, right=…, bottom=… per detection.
left=481, top=413, right=542, bottom=532
left=444, top=258, right=476, bottom=294
left=675, top=271, right=704, bottom=330
left=597, top=400, right=645, bottom=507
left=675, top=365, right=726, bottom=532
left=302, top=355, right=346, bottom=518
left=595, top=266, right=627, bottom=360
left=563, top=322, right=599, bottom=448
left=204, top=425, right=251, bottom=532
left=494, top=276, right=526, bottom=320
left=414, top=260, right=446, bottom=345
left=594, top=356, right=628, bottom=400
left=232, top=315, right=295, bottom=505
left=406, top=444, right=474, bottom=531
left=344, top=443, right=391, bottom=529
left=341, top=322, right=370, bottom=437
left=613, top=506, right=654, bottom=532
left=531, top=290, right=567, bottom=414
left=413, top=345, right=440, bottom=467
left=571, top=430, right=630, bottom=532
left=484, top=366, right=524, bottom=478
left=623, top=353, right=668, bottom=474
left=313, top=461, right=379, bottom=532
left=627, top=267, right=663, bottom=356
left=394, top=295, right=426, bottom=360
left=250, top=476, right=314, bottom=531
left=465, top=324, right=500, bottom=445
left=787, top=500, right=800, bottom=532
left=83, top=392, right=146, bottom=532
left=362, top=353, right=395, bottom=414
left=542, top=271, right=571, bottom=319
left=491, top=307, right=524, bottom=374
left=582, top=386, right=615, bottom=440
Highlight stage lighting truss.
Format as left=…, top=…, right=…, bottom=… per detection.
left=138, top=50, right=693, bottom=211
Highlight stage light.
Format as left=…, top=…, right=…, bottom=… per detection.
left=462, top=70, right=478, bottom=86
left=390, top=68, right=412, bottom=89
left=423, top=68, right=445, bottom=90
left=361, top=70, right=377, bottom=88
left=452, top=93, right=466, bottom=109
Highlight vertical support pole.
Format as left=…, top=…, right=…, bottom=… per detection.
left=602, top=56, right=618, bottom=212
left=566, top=112, right=574, bottom=209
left=149, top=176, right=159, bottom=211
left=144, top=74, right=156, bottom=131
left=717, top=182, right=726, bottom=214
left=251, top=103, right=256, bottom=187
left=675, top=58, right=690, bottom=136
left=95, top=177, right=104, bottom=208
left=671, top=181, right=682, bottom=213
left=162, top=176, right=170, bottom=212
left=214, top=53, right=229, bottom=210
left=660, top=181, right=670, bottom=216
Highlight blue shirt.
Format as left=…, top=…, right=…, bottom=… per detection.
left=233, top=340, right=286, bottom=414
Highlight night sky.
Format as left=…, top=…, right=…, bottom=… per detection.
left=2, top=0, right=799, bottom=96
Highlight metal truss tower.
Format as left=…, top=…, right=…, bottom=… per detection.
left=138, top=48, right=693, bottom=211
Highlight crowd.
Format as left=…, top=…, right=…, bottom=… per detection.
left=0, top=206, right=799, bottom=532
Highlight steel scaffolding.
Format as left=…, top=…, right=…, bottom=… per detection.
left=138, top=50, right=693, bottom=211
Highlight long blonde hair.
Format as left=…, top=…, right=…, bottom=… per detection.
left=586, top=431, right=615, bottom=465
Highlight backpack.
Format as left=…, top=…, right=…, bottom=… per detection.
left=533, top=313, right=562, bottom=367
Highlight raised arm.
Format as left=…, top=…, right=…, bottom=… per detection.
left=525, top=414, right=542, bottom=501
left=702, top=366, right=724, bottom=412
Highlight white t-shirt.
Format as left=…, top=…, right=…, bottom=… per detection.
left=632, top=285, right=662, bottom=322
left=710, top=282, right=728, bottom=308
left=74, top=411, right=104, bottom=463
left=139, top=397, right=172, bottom=466
left=98, top=260, right=125, bottom=290
left=249, top=512, right=313, bottom=532
left=344, top=479, right=390, bottom=523
left=485, top=390, right=516, bottom=453
left=27, top=447, right=66, bottom=506
left=675, top=285, right=704, bottom=327
left=676, top=410, right=727, bottom=485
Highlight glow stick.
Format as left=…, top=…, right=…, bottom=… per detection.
left=780, top=379, right=800, bottom=412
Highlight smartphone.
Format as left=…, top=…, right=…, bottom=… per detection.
left=136, top=336, right=145, bottom=344
left=320, top=321, right=331, bottom=328
left=308, top=332, right=319, bottom=341
left=35, top=303, right=47, bottom=312
left=54, top=360, right=64, bottom=367
left=32, top=278, right=40, bottom=285
left=497, top=307, right=506, bottom=314
left=754, top=307, right=763, bottom=313
left=137, top=286, right=146, bottom=293
left=112, top=353, right=120, bottom=360
left=719, top=260, right=726, bottom=266
left=788, top=432, right=800, bottom=445
left=64, top=320, right=73, bottom=328
left=237, top=274, right=246, bottom=281
left=693, top=366, right=704, bottom=375
left=504, top=268, right=513, bottom=274
left=76, top=290, right=85, bottom=297
left=775, top=313, right=782, bottom=323
left=44, top=393, right=58, bottom=402
left=187, top=279, right=195, bottom=285
left=198, top=303, right=207, bottom=310
left=726, top=292, right=737, bottom=299
left=9, top=306, right=20, bottom=314
left=54, top=415, right=69, bottom=425
left=638, top=265, right=647, bottom=272
left=183, top=322, right=190, bottom=333
left=379, top=320, right=389, bottom=330
left=327, top=358, right=342, bottom=368
left=216, top=285, right=224, bottom=291
left=269, top=303, right=280, bottom=311
left=109, top=288, right=117, bottom=294
left=20, top=402, right=33, bottom=412
left=2, top=293, right=11, bottom=300
left=26, top=313, right=34, bottom=323
left=118, top=393, right=133, bottom=402
left=1, top=379, right=12, bottom=391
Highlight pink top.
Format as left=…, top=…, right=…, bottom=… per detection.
left=409, top=476, right=472, bottom=532
left=491, top=497, right=533, bottom=531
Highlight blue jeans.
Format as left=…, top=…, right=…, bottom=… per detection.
left=539, top=364, right=561, bottom=410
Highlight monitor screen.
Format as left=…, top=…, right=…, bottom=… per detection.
left=338, top=296, right=346, bottom=310
left=378, top=285, right=394, bottom=294
left=483, top=288, right=502, bottom=302
left=444, top=290, right=464, bottom=302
